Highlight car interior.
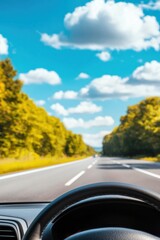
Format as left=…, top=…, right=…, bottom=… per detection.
left=0, top=183, right=160, bottom=240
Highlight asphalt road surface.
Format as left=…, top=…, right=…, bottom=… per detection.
left=0, top=156, right=160, bottom=202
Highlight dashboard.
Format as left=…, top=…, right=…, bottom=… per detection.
left=0, top=197, right=160, bottom=239
left=0, top=203, right=47, bottom=239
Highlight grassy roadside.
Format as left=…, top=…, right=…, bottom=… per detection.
left=0, top=155, right=90, bottom=175
left=137, top=156, right=160, bottom=162
left=126, top=154, right=160, bottom=162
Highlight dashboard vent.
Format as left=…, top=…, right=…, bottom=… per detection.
left=0, top=222, right=20, bottom=240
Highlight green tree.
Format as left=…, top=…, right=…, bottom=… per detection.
left=103, top=97, right=160, bottom=157
left=65, top=133, right=87, bottom=156
left=0, top=59, right=94, bottom=158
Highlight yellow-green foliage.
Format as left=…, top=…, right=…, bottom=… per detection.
left=103, top=97, right=160, bottom=157
left=0, top=59, right=95, bottom=159
left=138, top=157, right=158, bottom=162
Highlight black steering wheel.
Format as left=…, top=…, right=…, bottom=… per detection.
left=23, top=183, right=160, bottom=240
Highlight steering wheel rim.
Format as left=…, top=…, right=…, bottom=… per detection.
left=22, top=182, right=160, bottom=240
left=65, top=227, right=159, bottom=240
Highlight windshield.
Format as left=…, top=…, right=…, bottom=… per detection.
left=0, top=0, right=160, bottom=203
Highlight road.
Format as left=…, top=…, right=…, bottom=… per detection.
left=0, top=156, right=160, bottom=202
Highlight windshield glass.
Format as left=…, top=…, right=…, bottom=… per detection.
left=0, top=0, right=160, bottom=203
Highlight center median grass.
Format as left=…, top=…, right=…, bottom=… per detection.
left=0, top=155, right=90, bottom=175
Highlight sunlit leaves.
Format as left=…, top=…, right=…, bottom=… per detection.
left=0, top=59, right=93, bottom=158
left=103, top=97, right=160, bottom=157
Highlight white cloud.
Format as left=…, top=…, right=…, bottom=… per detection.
left=41, top=0, right=160, bottom=51
left=53, top=90, right=78, bottom=99
left=69, top=101, right=102, bottom=114
left=140, top=0, right=160, bottom=10
left=19, top=68, right=61, bottom=85
left=132, top=60, right=160, bottom=81
left=96, top=51, right=111, bottom=62
left=76, top=72, right=90, bottom=80
left=79, top=74, right=160, bottom=99
left=51, top=101, right=102, bottom=116
left=35, top=100, right=46, bottom=106
left=41, top=33, right=64, bottom=50
left=63, top=116, right=114, bottom=129
left=79, top=75, right=135, bottom=99
left=82, top=131, right=111, bottom=147
left=52, top=60, right=160, bottom=100
left=0, top=34, right=8, bottom=55
left=51, top=103, right=68, bottom=116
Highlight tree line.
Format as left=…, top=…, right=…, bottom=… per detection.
left=103, top=97, right=160, bottom=157
left=0, top=59, right=94, bottom=158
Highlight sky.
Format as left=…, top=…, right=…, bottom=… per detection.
left=0, top=0, right=160, bottom=148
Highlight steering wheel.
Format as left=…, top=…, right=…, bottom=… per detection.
left=23, top=182, right=160, bottom=240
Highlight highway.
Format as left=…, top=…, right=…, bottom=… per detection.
left=0, top=156, right=160, bottom=202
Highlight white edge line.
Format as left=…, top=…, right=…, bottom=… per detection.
left=0, top=157, right=92, bottom=181
left=114, top=161, right=160, bottom=179
left=65, top=171, right=85, bottom=186
left=133, top=167, right=160, bottom=179
left=113, top=160, right=160, bottom=179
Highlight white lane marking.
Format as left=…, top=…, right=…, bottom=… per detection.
left=113, top=160, right=121, bottom=164
left=88, top=165, right=92, bottom=169
left=0, top=157, right=92, bottom=181
left=112, top=160, right=160, bottom=179
left=133, top=167, right=160, bottom=179
left=65, top=171, right=85, bottom=186
left=122, top=164, right=130, bottom=168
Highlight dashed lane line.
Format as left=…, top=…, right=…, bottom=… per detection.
left=65, top=158, right=99, bottom=186
left=122, top=164, right=130, bottom=168
left=65, top=171, right=86, bottom=186
left=88, top=165, right=93, bottom=169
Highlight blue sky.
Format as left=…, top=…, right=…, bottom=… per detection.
left=0, top=0, right=160, bottom=148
